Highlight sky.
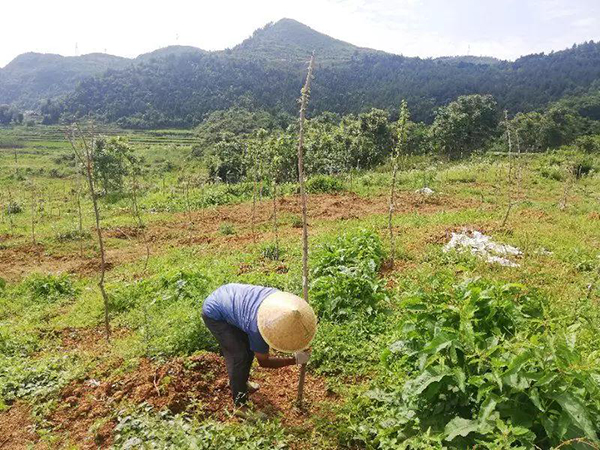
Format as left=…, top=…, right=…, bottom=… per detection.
left=1, top=0, right=599, bottom=67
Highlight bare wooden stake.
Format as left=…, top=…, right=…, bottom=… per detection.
left=297, top=53, right=315, bottom=406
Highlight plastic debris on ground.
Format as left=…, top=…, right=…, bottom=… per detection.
left=415, top=187, right=435, bottom=195
left=443, top=230, right=522, bottom=267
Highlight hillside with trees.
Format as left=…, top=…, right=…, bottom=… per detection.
left=1, top=19, right=600, bottom=129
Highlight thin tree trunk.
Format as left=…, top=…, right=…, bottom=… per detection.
left=388, top=163, right=398, bottom=263
left=6, top=187, right=14, bottom=234
left=297, top=54, right=315, bottom=406
left=67, top=124, right=111, bottom=341
left=76, top=185, right=84, bottom=258
left=501, top=111, right=513, bottom=228
left=388, top=101, right=409, bottom=265
left=131, top=169, right=150, bottom=272
left=272, top=179, right=279, bottom=260
left=252, top=148, right=258, bottom=244
left=30, top=186, right=36, bottom=246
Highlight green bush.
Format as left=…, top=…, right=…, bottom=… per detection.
left=219, top=223, right=236, bottom=235
left=306, top=175, right=344, bottom=194
left=55, top=229, right=91, bottom=242
left=260, top=242, right=282, bottom=261
left=311, top=317, right=390, bottom=376
left=343, top=277, right=600, bottom=448
left=5, top=201, right=22, bottom=215
left=310, top=229, right=386, bottom=321
left=19, top=273, right=77, bottom=304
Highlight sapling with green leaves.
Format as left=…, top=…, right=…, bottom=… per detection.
left=387, top=100, right=409, bottom=265
left=128, top=147, right=151, bottom=272
left=66, top=123, right=111, bottom=341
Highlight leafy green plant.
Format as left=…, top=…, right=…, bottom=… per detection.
left=260, top=242, right=283, bottom=261
left=346, top=277, right=600, bottom=448
left=306, top=174, right=344, bottom=194
left=113, top=405, right=289, bottom=449
left=5, top=201, right=22, bottom=215
left=219, top=223, right=236, bottom=235
left=310, top=229, right=387, bottom=321
left=0, top=354, right=81, bottom=405
left=18, top=273, right=77, bottom=304
left=55, top=229, right=91, bottom=242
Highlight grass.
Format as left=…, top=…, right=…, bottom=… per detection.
left=0, top=125, right=600, bottom=447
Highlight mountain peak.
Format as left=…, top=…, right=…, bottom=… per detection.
left=232, top=18, right=370, bottom=65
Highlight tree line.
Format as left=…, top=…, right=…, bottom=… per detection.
left=35, top=41, right=600, bottom=129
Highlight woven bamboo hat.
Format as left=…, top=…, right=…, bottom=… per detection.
left=257, top=291, right=317, bottom=353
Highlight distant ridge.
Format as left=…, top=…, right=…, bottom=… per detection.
left=1, top=18, right=599, bottom=128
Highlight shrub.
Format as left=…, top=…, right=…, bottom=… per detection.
left=0, top=354, right=81, bottom=405
left=306, top=175, right=344, bottom=194
left=344, top=277, right=600, bottom=448
left=572, top=155, right=595, bottom=178
left=219, top=223, right=235, bottom=235
left=540, top=166, right=565, bottom=181
left=19, top=273, right=77, bottom=304
left=111, top=270, right=216, bottom=356
left=260, top=242, right=282, bottom=261
left=5, top=201, right=22, bottom=215
left=310, top=229, right=386, bottom=321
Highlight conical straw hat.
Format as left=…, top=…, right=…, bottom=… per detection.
left=257, top=291, right=317, bottom=353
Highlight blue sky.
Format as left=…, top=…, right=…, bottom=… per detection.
left=1, top=0, right=599, bottom=67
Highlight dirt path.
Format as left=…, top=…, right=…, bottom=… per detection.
left=0, top=192, right=474, bottom=282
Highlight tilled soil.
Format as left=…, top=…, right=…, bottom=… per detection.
left=0, top=403, right=43, bottom=450
left=20, top=352, right=335, bottom=449
left=0, top=192, right=476, bottom=282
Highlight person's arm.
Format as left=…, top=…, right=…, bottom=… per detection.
left=254, top=352, right=296, bottom=368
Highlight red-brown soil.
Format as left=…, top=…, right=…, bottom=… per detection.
left=45, top=352, right=334, bottom=449
left=0, top=403, right=43, bottom=450
left=0, top=192, right=476, bottom=282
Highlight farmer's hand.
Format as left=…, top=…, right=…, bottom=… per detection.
left=294, top=349, right=311, bottom=365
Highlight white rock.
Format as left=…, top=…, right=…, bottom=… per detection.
left=415, top=187, right=435, bottom=195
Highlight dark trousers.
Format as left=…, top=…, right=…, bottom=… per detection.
left=202, top=314, right=254, bottom=406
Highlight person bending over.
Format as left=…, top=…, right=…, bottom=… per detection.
left=202, top=283, right=317, bottom=408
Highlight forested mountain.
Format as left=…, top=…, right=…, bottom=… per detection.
left=0, top=52, right=130, bottom=108
left=2, top=18, right=600, bottom=128
left=0, top=46, right=206, bottom=109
